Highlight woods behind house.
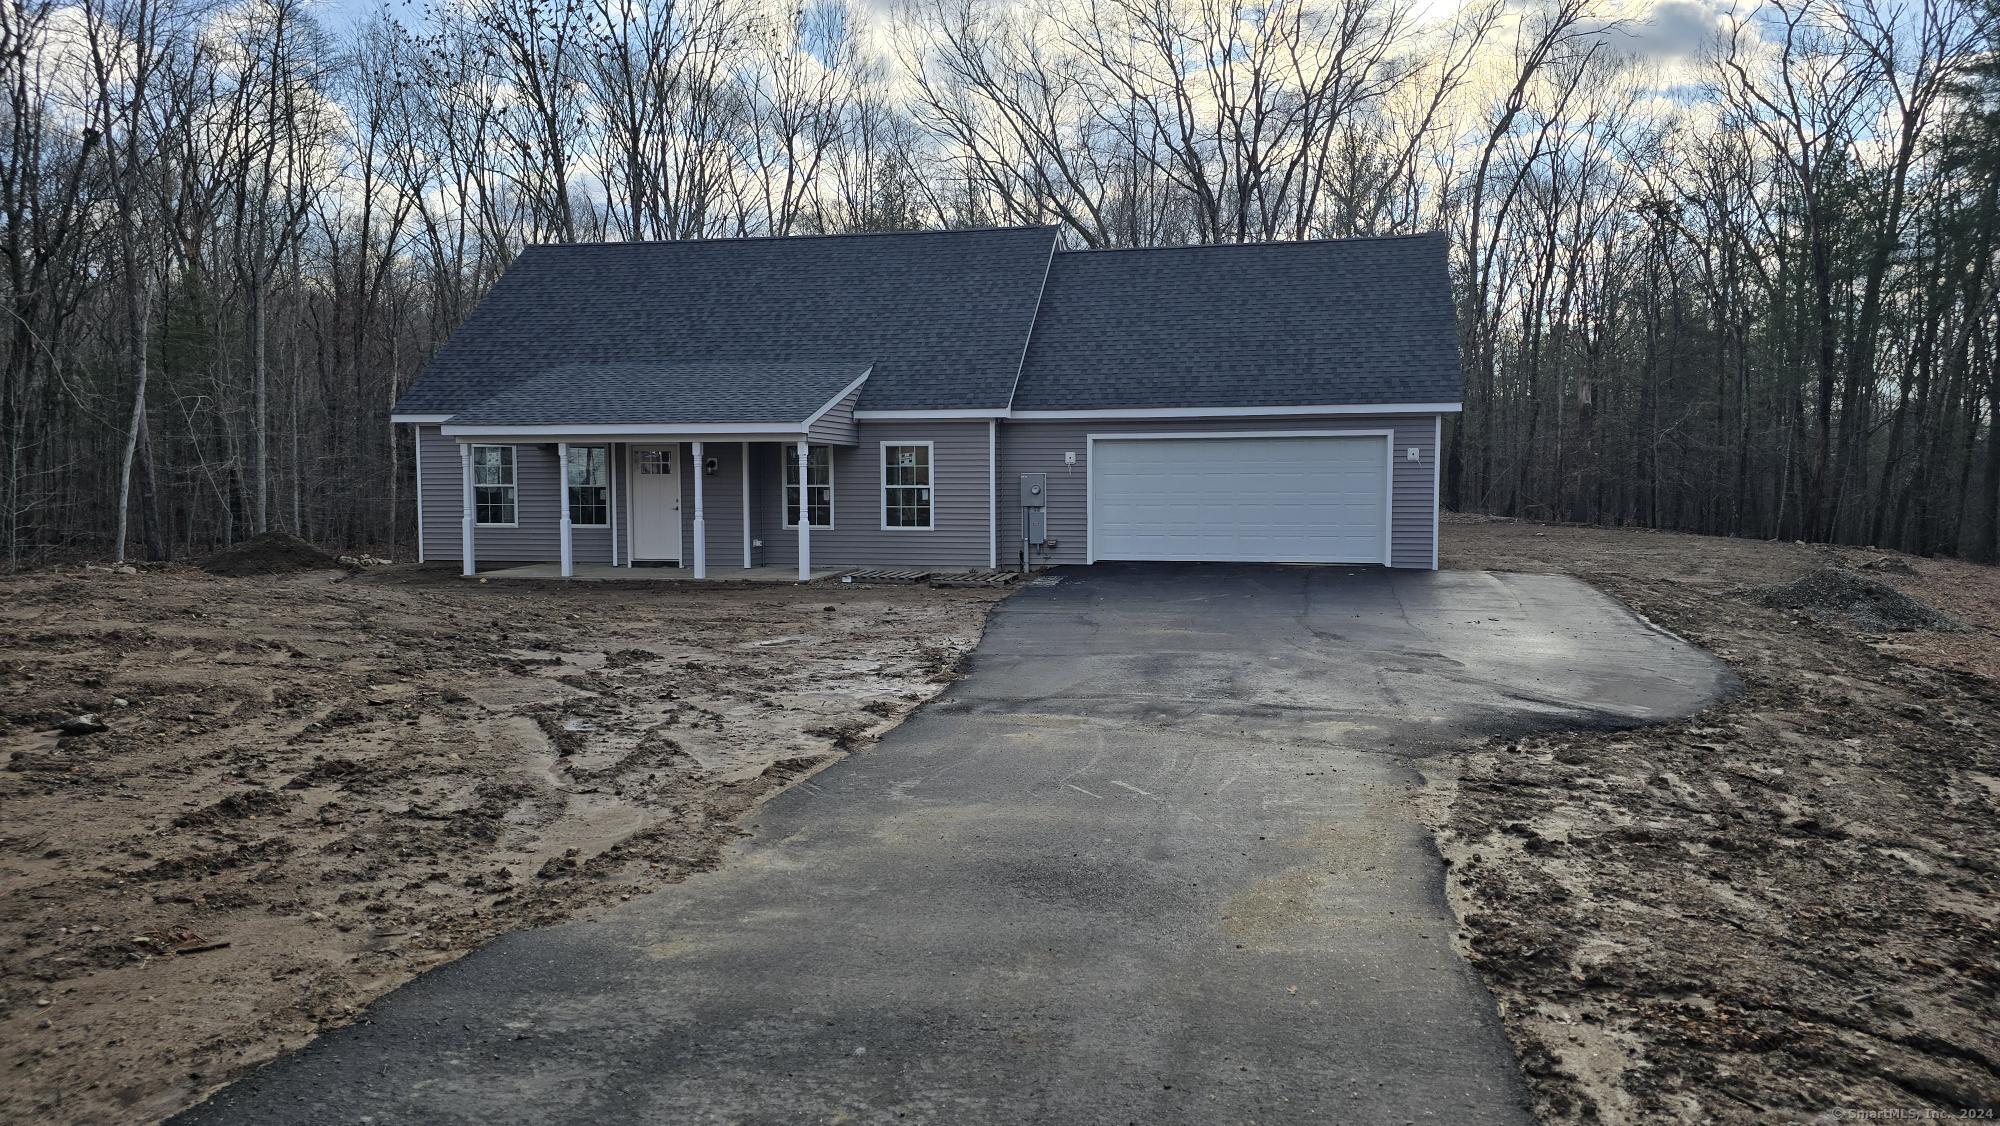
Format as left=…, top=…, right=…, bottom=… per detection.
left=2, top=0, right=1996, bottom=567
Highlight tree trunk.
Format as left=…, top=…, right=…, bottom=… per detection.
left=252, top=280, right=268, bottom=533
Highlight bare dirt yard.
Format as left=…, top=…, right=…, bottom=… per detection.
left=0, top=559, right=1007, bottom=1124
left=1430, top=515, right=2000, bottom=1122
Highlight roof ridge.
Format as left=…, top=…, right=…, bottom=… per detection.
left=526, top=224, right=1061, bottom=251
left=1053, top=231, right=1444, bottom=256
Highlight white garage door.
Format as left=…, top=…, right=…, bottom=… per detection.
left=1090, top=434, right=1389, bottom=564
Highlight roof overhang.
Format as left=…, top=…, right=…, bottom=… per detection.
left=418, top=397, right=1461, bottom=430
left=435, top=366, right=871, bottom=443
left=439, top=423, right=831, bottom=442
left=1006, top=402, right=1463, bottom=420
left=853, top=408, right=1010, bottom=420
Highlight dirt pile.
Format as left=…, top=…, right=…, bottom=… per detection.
left=1751, top=564, right=1964, bottom=632
left=198, top=532, right=347, bottom=577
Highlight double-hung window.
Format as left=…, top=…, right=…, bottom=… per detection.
left=566, top=446, right=609, bottom=526
left=881, top=442, right=933, bottom=530
left=784, top=444, right=833, bottom=528
left=471, top=445, right=516, bottom=526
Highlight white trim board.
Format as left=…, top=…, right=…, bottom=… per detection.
left=1088, top=429, right=1399, bottom=442
left=412, top=425, right=425, bottom=563
left=740, top=441, right=752, bottom=569
left=878, top=440, right=937, bottom=532
left=853, top=409, right=1009, bottom=420
left=1084, top=429, right=1395, bottom=566
left=987, top=420, right=998, bottom=569
left=803, top=368, right=873, bottom=430
left=422, top=404, right=1459, bottom=429
left=1431, top=415, right=1442, bottom=571
left=1015, top=403, right=1461, bottom=420
left=856, top=403, right=1461, bottom=421
left=444, top=423, right=816, bottom=439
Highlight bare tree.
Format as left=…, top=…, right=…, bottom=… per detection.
left=586, top=0, right=743, bottom=240
left=80, top=0, right=193, bottom=562
left=0, top=0, right=1993, bottom=566
left=1, top=0, right=103, bottom=567
left=218, top=0, right=330, bottom=531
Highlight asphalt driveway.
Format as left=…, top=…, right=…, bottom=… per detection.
left=179, top=564, right=1731, bottom=1125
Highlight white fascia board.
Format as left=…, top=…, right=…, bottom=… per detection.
left=1087, top=428, right=1396, bottom=442
left=802, top=368, right=873, bottom=430
left=441, top=423, right=811, bottom=439
left=853, top=408, right=1010, bottom=420
left=392, top=413, right=453, bottom=424
left=1009, top=403, right=1464, bottom=420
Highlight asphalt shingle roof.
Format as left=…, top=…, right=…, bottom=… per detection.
left=395, top=227, right=1464, bottom=421
left=448, top=361, right=868, bottom=427
left=394, top=226, right=1058, bottom=416
left=1010, top=233, right=1463, bottom=410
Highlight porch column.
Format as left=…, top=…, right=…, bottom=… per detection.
left=557, top=441, right=574, bottom=578
left=607, top=442, right=620, bottom=567
left=796, top=439, right=811, bottom=582
left=691, top=440, right=707, bottom=579
left=459, top=443, right=475, bottom=577
left=740, top=441, right=751, bottom=568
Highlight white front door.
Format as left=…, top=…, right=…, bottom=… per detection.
left=1090, top=434, right=1390, bottom=564
left=629, top=445, right=683, bottom=564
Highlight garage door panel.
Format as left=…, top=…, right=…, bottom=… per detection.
left=1091, top=436, right=1387, bottom=564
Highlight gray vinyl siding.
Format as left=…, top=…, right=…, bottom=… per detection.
left=419, top=413, right=1438, bottom=572
left=757, top=421, right=993, bottom=568
left=674, top=440, right=754, bottom=568
left=417, top=425, right=625, bottom=565
left=995, top=414, right=1439, bottom=569
left=807, top=383, right=862, bottom=444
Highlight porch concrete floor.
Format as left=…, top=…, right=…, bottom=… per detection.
left=475, top=563, right=846, bottom=583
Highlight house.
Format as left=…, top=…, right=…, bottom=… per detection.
left=391, top=226, right=1463, bottom=579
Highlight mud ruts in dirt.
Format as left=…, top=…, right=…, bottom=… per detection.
left=1434, top=517, right=2000, bottom=1122
left=0, top=565, right=1005, bottom=1124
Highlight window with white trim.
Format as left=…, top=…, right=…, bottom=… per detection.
left=566, top=446, right=608, bottom=526
left=784, top=445, right=833, bottom=528
left=471, top=445, right=516, bottom=526
left=881, top=442, right=933, bottom=530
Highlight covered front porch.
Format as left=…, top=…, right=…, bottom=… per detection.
left=449, top=433, right=846, bottom=583
left=439, top=358, right=871, bottom=582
